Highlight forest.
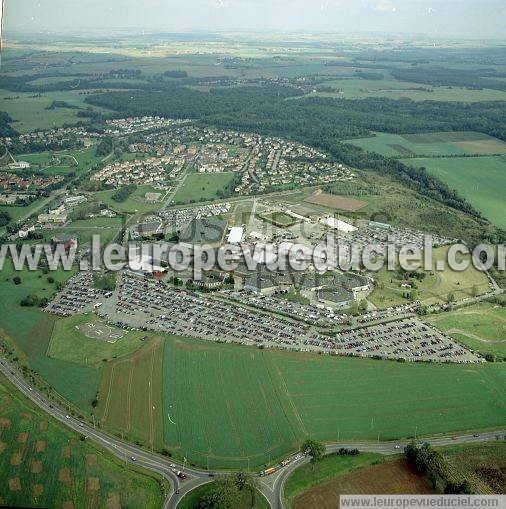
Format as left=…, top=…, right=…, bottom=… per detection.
left=84, top=84, right=506, bottom=218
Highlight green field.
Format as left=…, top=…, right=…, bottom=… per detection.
left=0, top=89, right=110, bottom=133
left=157, top=336, right=506, bottom=469
left=173, top=172, right=236, bottom=204
left=94, top=185, right=164, bottom=214
left=39, top=215, right=123, bottom=247
left=47, top=313, right=153, bottom=367
left=0, top=197, right=47, bottom=224
left=0, top=265, right=100, bottom=409
left=402, top=156, right=506, bottom=228
left=284, top=452, right=384, bottom=506
left=425, top=303, right=506, bottom=358
left=0, top=376, right=164, bottom=508
left=18, top=147, right=101, bottom=176
left=1, top=288, right=506, bottom=472
left=258, top=210, right=296, bottom=227
left=96, top=337, right=165, bottom=450
left=347, top=131, right=506, bottom=157
left=309, top=77, right=506, bottom=103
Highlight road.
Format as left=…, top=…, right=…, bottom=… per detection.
left=267, top=433, right=506, bottom=509
left=162, top=169, right=188, bottom=210
left=0, top=355, right=503, bottom=509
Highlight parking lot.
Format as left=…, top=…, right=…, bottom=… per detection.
left=44, top=270, right=482, bottom=363
left=44, top=272, right=112, bottom=316
left=305, top=318, right=481, bottom=363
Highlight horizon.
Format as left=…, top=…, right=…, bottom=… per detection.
left=3, top=0, right=506, bottom=40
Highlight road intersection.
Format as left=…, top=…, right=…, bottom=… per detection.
left=0, top=356, right=503, bottom=509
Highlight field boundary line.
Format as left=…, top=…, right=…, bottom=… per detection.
left=101, top=364, right=116, bottom=423
left=265, top=355, right=308, bottom=439
left=126, top=360, right=133, bottom=433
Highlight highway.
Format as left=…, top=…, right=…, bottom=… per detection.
left=0, top=355, right=503, bottom=509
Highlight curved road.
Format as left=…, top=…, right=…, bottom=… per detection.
left=0, top=357, right=503, bottom=509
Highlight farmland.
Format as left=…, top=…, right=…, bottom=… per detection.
left=173, top=172, right=237, bottom=204
left=0, top=375, right=164, bottom=508
left=0, top=89, right=110, bottom=133
left=346, top=131, right=506, bottom=158
left=304, top=192, right=367, bottom=212
left=402, top=156, right=506, bottom=228
left=290, top=458, right=435, bottom=509
left=284, top=452, right=385, bottom=506
left=441, top=442, right=506, bottom=494
left=424, top=302, right=506, bottom=359
left=156, top=336, right=505, bottom=468
left=310, top=77, right=506, bottom=103
left=95, top=336, right=165, bottom=450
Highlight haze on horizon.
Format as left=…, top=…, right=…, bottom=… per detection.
left=3, top=0, right=506, bottom=40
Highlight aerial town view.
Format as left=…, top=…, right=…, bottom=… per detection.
left=0, top=1, right=505, bottom=508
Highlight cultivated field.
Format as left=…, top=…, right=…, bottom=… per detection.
left=402, top=156, right=506, bottom=228
left=0, top=376, right=164, bottom=508
left=173, top=172, right=237, bottom=204
left=96, top=336, right=165, bottom=450
left=310, top=77, right=506, bottom=103
left=347, top=131, right=506, bottom=158
left=305, top=192, right=367, bottom=212
left=284, top=452, right=384, bottom=506
left=442, top=442, right=506, bottom=494
left=424, top=303, right=506, bottom=358
left=291, top=458, right=435, bottom=509
left=157, top=336, right=505, bottom=469
left=0, top=89, right=111, bottom=133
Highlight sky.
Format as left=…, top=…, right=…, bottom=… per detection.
left=4, top=0, right=506, bottom=39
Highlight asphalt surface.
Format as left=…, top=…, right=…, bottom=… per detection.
left=0, top=356, right=503, bottom=509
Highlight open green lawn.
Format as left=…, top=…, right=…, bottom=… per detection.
left=94, top=185, right=163, bottom=214
left=284, top=453, right=384, bottom=506
left=369, top=246, right=490, bottom=309
left=0, top=197, right=47, bottom=223
left=160, top=335, right=506, bottom=469
left=346, top=131, right=506, bottom=158
left=402, top=156, right=506, bottom=228
left=173, top=172, right=236, bottom=204
left=47, top=313, right=152, bottom=367
left=425, top=303, right=506, bottom=358
left=257, top=210, right=296, bottom=227
left=40, top=215, right=124, bottom=248
left=0, top=375, right=164, bottom=509
left=18, top=147, right=101, bottom=177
